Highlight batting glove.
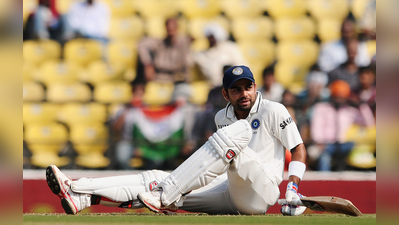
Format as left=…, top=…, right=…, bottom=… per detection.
left=281, top=181, right=306, bottom=216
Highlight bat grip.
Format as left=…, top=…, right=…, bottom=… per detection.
left=277, top=199, right=304, bottom=206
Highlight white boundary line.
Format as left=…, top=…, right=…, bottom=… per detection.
left=23, top=169, right=376, bottom=181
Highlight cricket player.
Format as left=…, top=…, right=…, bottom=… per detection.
left=46, top=65, right=307, bottom=216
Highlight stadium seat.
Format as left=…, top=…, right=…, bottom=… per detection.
left=23, top=40, right=61, bottom=66
left=238, top=40, right=275, bottom=70
left=187, top=16, right=230, bottom=40
left=109, top=16, right=144, bottom=41
left=102, top=0, right=136, bottom=17
left=69, top=123, right=110, bottom=168
left=189, top=81, right=210, bottom=105
left=316, top=18, right=342, bottom=43
left=345, top=124, right=376, bottom=169
left=24, top=122, right=70, bottom=168
left=23, top=81, right=45, bottom=102
left=55, top=0, right=81, bottom=15
left=179, top=0, right=222, bottom=19
left=23, top=61, right=37, bottom=83
left=190, top=38, right=209, bottom=52
left=221, top=0, right=263, bottom=19
left=84, top=60, right=124, bottom=85
left=134, top=0, right=179, bottom=19
left=231, top=17, right=274, bottom=42
left=275, top=40, right=319, bottom=67
left=267, top=0, right=307, bottom=19
left=38, top=60, right=82, bottom=86
left=274, top=61, right=309, bottom=91
left=23, top=103, right=60, bottom=125
left=46, top=82, right=92, bottom=103
left=366, top=40, right=376, bottom=58
left=64, top=39, right=102, bottom=67
left=307, top=0, right=350, bottom=21
left=93, top=81, right=132, bottom=104
left=143, top=81, right=174, bottom=106
left=59, top=102, right=108, bottom=125
left=107, top=40, right=137, bottom=69
left=274, top=16, right=316, bottom=41
left=351, top=0, right=374, bottom=21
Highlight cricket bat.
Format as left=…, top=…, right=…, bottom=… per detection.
left=277, top=196, right=363, bottom=216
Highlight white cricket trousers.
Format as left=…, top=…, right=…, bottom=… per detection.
left=181, top=147, right=280, bottom=215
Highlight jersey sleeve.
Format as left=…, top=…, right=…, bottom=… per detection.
left=269, top=103, right=303, bottom=151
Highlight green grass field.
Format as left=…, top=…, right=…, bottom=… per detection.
left=23, top=213, right=376, bottom=225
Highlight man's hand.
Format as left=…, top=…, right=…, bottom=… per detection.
left=285, top=181, right=300, bottom=203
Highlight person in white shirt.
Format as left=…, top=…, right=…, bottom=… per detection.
left=66, top=0, right=110, bottom=42
left=46, top=66, right=307, bottom=216
left=194, top=23, right=247, bottom=87
left=258, top=65, right=285, bottom=102
left=317, top=18, right=371, bottom=73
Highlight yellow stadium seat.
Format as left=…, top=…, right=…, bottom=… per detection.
left=276, top=40, right=319, bottom=67
left=366, top=40, right=376, bottom=58
left=103, top=0, right=136, bottom=17
left=187, top=16, right=230, bottom=40
left=179, top=0, right=222, bottom=19
left=23, top=82, right=45, bottom=102
left=189, top=81, right=210, bottom=105
left=109, top=16, right=144, bottom=41
left=70, top=123, right=110, bottom=168
left=23, top=103, right=60, bottom=125
left=317, top=18, right=342, bottom=43
left=23, top=61, right=37, bottom=82
left=143, top=81, right=174, bottom=106
left=23, top=40, right=61, bottom=66
left=38, top=60, right=82, bottom=86
left=307, top=0, right=350, bottom=21
left=46, top=82, right=92, bottom=103
left=274, top=62, right=309, bottom=90
left=221, top=0, right=263, bottom=19
left=351, top=0, right=374, bottom=20
left=24, top=122, right=70, bottom=168
left=134, top=0, right=179, bottom=19
left=231, top=17, right=274, bottom=41
left=274, top=16, right=316, bottom=41
left=93, top=81, right=132, bottom=104
left=64, top=39, right=102, bottom=67
left=84, top=60, right=124, bottom=85
left=190, top=38, right=209, bottom=52
left=107, top=41, right=137, bottom=69
left=267, top=0, right=307, bottom=19
left=59, top=102, right=108, bottom=125
left=238, top=40, right=275, bottom=69
left=345, top=124, right=376, bottom=169
left=55, top=0, right=81, bottom=15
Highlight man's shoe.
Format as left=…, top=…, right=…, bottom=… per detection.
left=137, top=190, right=177, bottom=214
left=46, top=165, right=90, bottom=214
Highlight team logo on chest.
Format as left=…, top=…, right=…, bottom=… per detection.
left=251, top=119, right=260, bottom=130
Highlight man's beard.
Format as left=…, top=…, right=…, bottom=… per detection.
left=235, top=98, right=253, bottom=111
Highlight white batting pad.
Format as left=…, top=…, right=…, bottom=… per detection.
left=158, top=120, right=252, bottom=206
left=71, top=170, right=169, bottom=203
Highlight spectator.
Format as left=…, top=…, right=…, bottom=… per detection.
left=136, top=17, right=193, bottom=101
left=32, top=0, right=63, bottom=42
left=194, top=23, right=247, bottom=87
left=66, top=0, right=110, bottom=43
left=317, top=18, right=371, bottom=73
left=359, top=0, right=376, bottom=40
left=297, top=64, right=329, bottom=109
left=327, top=39, right=361, bottom=91
left=350, top=66, right=376, bottom=112
left=258, top=65, right=284, bottom=102
left=309, top=80, right=375, bottom=171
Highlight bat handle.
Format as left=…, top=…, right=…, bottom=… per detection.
left=277, top=199, right=305, bottom=206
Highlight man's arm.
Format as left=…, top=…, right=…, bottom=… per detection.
left=288, top=143, right=307, bottom=185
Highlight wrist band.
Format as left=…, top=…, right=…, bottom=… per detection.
left=288, top=161, right=306, bottom=180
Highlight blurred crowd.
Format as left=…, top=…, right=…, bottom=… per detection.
left=22, top=0, right=376, bottom=172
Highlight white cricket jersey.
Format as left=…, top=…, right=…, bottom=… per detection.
left=214, top=91, right=303, bottom=185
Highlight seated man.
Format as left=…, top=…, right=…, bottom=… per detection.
left=47, top=66, right=307, bottom=216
